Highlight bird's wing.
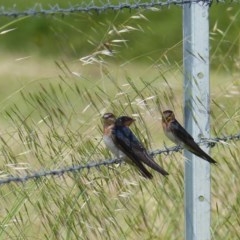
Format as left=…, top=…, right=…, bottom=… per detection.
left=169, top=120, right=195, bottom=144
left=170, top=120, right=217, bottom=164
left=113, top=126, right=169, bottom=176
left=112, top=125, right=144, bottom=151
left=112, top=126, right=153, bottom=178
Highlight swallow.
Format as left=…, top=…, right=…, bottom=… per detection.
left=102, top=113, right=127, bottom=160
left=111, top=116, right=169, bottom=179
left=102, top=113, right=149, bottom=177
left=161, top=110, right=217, bottom=164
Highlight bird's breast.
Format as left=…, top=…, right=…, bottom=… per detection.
left=165, top=129, right=181, bottom=145
left=103, top=135, right=126, bottom=159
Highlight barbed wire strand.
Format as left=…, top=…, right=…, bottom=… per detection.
left=0, top=133, right=239, bottom=185
left=0, top=0, right=215, bottom=18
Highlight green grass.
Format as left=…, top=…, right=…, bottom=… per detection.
left=0, top=58, right=239, bottom=239
left=0, top=5, right=240, bottom=240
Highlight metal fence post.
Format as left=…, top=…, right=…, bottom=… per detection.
left=183, top=2, right=211, bottom=240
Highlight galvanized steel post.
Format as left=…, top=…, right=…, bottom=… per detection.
left=183, top=2, right=211, bottom=240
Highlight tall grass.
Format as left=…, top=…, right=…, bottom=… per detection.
left=0, top=6, right=239, bottom=240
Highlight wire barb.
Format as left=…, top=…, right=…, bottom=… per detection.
left=0, top=133, right=239, bottom=185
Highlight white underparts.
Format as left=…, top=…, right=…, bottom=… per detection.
left=103, top=135, right=126, bottom=159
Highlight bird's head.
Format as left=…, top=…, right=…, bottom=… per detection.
left=102, top=113, right=116, bottom=126
left=162, top=110, right=175, bottom=124
left=115, top=116, right=135, bottom=127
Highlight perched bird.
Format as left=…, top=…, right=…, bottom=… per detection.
left=111, top=116, right=169, bottom=179
left=102, top=113, right=127, bottom=160
left=161, top=110, right=217, bottom=164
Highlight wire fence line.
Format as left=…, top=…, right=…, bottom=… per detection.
left=0, top=0, right=231, bottom=18
left=0, top=132, right=239, bottom=186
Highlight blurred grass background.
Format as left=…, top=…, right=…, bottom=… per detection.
left=0, top=1, right=240, bottom=240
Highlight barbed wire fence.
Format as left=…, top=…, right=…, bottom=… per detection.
left=0, top=0, right=239, bottom=185
left=0, top=1, right=204, bottom=18
left=0, top=133, right=239, bottom=185
left=0, top=0, right=239, bottom=18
